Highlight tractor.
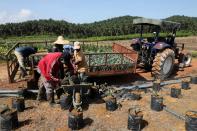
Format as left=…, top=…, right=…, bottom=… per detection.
left=131, top=18, right=192, bottom=79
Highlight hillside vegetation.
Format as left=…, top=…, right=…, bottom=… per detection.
left=0, top=15, right=197, bottom=39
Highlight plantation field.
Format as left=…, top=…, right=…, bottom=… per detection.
left=0, top=35, right=197, bottom=60
left=0, top=31, right=194, bottom=43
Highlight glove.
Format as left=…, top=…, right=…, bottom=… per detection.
left=60, top=77, right=69, bottom=85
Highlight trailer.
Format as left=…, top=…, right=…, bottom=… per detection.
left=86, top=43, right=138, bottom=76
left=30, top=43, right=138, bottom=79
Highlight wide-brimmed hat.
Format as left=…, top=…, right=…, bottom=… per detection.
left=53, top=36, right=70, bottom=45
left=73, top=41, right=81, bottom=50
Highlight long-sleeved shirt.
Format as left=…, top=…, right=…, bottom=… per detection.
left=15, top=47, right=36, bottom=57
left=38, top=52, right=63, bottom=82
left=74, top=50, right=88, bottom=73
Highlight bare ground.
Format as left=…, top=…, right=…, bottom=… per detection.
left=0, top=37, right=197, bottom=131
left=0, top=58, right=196, bottom=130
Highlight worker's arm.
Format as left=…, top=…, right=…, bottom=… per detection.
left=74, top=60, right=81, bottom=65
left=49, top=60, right=60, bottom=82
left=74, top=54, right=82, bottom=65
left=59, top=63, right=64, bottom=79
left=50, top=74, right=60, bottom=82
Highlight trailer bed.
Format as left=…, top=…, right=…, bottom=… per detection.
left=30, top=43, right=138, bottom=77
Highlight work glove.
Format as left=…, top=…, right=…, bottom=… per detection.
left=61, top=77, right=69, bottom=85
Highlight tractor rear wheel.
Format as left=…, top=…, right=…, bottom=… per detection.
left=152, top=49, right=175, bottom=80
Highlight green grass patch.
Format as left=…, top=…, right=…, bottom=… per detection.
left=0, top=35, right=58, bottom=43
left=192, top=51, right=197, bottom=58
left=73, top=31, right=195, bottom=41
left=0, top=31, right=194, bottom=44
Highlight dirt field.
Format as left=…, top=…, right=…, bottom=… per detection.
left=0, top=36, right=197, bottom=131
left=0, top=58, right=196, bottom=131
left=176, top=36, right=197, bottom=51
left=100, top=36, right=197, bottom=51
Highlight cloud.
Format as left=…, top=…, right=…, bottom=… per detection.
left=0, top=11, right=7, bottom=20
left=0, top=9, right=34, bottom=24
left=19, top=9, right=32, bottom=18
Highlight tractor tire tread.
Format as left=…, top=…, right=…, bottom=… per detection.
left=152, top=49, right=175, bottom=80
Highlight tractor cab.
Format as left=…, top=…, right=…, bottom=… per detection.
left=132, top=17, right=181, bottom=47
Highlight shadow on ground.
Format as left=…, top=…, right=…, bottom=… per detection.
left=88, top=73, right=148, bottom=85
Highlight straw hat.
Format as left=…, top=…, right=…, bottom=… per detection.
left=73, top=41, right=81, bottom=49
left=53, top=36, right=70, bottom=45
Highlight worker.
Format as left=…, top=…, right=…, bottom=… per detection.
left=50, top=35, right=70, bottom=79
left=14, top=46, right=37, bottom=78
left=63, top=44, right=74, bottom=53
left=73, top=41, right=88, bottom=82
left=37, top=52, right=64, bottom=105
left=52, top=36, right=70, bottom=52
left=63, top=44, right=75, bottom=75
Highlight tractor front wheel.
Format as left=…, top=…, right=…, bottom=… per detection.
left=152, top=49, right=175, bottom=80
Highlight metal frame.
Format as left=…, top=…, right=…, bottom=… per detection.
left=5, top=41, right=53, bottom=83
left=112, top=43, right=138, bottom=73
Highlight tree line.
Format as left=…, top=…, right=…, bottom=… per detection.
left=0, top=15, right=197, bottom=39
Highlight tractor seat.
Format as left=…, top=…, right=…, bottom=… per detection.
left=157, top=37, right=166, bottom=42
left=166, top=35, right=175, bottom=45
left=147, top=37, right=154, bottom=43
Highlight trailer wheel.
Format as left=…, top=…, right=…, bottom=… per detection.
left=152, top=49, right=175, bottom=80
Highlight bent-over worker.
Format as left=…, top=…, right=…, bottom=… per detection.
left=37, top=52, right=64, bottom=105
left=14, top=46, right=37, bottom=78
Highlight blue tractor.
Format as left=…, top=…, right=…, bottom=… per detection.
left=131, top=18, right=192, bottom=79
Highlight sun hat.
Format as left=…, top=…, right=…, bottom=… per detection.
left=53, top=36, right=70, bottom=45
left=73, top=41, right=81, bottom=50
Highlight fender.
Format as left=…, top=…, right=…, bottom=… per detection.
left=153, top=42, right=171, bottom=50
left=178, top=50, right=192, bottom=67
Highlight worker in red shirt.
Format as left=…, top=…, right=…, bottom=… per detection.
left=37, top=52, right=64, bottom=105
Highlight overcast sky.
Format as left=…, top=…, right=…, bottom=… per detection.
left=0, top=0, right=196, bottom=24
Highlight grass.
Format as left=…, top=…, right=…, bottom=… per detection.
left=0, top=31, right=195, bottom=43
left=69, top=31, right=195, bottom=42
left=0, top=35, right=57, bottom=43
left=192, top=51, right=197, bottom=58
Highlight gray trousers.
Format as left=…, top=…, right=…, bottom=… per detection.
left=14, top=51, right=27, bottom=77
left=37, top=68, right=57, bottom=94
left=39, top=75, right=57, bottom=94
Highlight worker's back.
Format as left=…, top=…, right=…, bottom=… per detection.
left=15, top=46, right=37, bottom=57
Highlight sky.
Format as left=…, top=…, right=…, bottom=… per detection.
left=0, top=0, right=197, bottom=24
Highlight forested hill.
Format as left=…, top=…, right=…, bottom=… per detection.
left=165, top=15, right=197, bottom=33
left=0, top=15, right=197, bottom=38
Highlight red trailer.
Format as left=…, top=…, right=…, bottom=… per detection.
left=30, top=43, right=138, bottom=78
left=86, top=43, right=138, bottom=76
